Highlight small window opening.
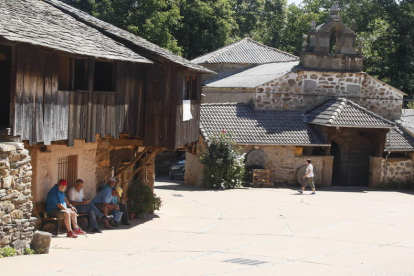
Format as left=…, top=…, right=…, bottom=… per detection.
left=94, top=61, right=114, bottom=91
left=329, top=28, right=337, bottom=54
left=312, top=147, right=325, bottom=156
left=0, top=45, right=12, bottom=128
left=58, top=155, right=78, bottom=192
left=74, top=59, right=89, bottom=90
left=58, top=56, right=73, bottom=91
left=183, top=76, right=197, bottom=100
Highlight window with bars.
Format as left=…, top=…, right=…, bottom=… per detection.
left=57, top=155, right=78, bottom=192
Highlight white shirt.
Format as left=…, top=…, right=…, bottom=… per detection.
left=305, top=164, right=314, bottom=178
left=68, top=187, right=84, bottom=202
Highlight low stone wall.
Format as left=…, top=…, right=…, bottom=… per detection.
left=382, top=158, right=413, bottom=183
left=185, top=143, right=334, bottom=187
left=0, top=143, right=36, bottom=253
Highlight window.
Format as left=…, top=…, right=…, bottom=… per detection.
left=183, top=76, right=198, bottom=100
left=58, top=59, right=116, bottom=92
left=94, top=61, right=115, bottom=91
left=74, top=59, right=89, bottom=90
left=58, top=56, right=73, bottom=91
left=58, top=155, right=78, bottom=192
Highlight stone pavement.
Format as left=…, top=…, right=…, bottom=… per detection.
left=2, top=178, right=414, bottom=276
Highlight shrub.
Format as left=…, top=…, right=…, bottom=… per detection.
left=0, top=246, right=16, bottom=257
left=24, top=248, right=35, bottom=255
left=199, top=130, right=246, bottom=189
left=128, top=181, right=162, bottom=216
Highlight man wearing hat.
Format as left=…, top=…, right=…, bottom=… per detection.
left=92, top=186, right=124, bottom=229
left=45, top=179, right=86, bottom=238
left=103, top=177, right=130, bottom=226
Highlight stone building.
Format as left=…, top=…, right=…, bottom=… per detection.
left=0, top=0, right=210, bottom=250
left=185, top=4, right=414, bottom=188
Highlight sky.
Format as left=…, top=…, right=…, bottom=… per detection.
left=288, top=0, right=303, bottom=5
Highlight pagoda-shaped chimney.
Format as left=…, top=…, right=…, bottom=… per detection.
left=300, top=4, right=363, bottom=71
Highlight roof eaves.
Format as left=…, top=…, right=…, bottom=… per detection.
left=42, top=0, right=214, bottom=74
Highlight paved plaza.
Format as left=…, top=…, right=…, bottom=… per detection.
left=2, top=178, right=414, bottom=276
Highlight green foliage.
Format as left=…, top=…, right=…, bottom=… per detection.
left=199, top=130, right=246, bottom=189
left=128, top=181, right=162, bottom=216
left=0, top=246, right=17, bottom=258
left=60, top=0, right=414, bottom=96
left=24, top=248, right=35, bottom=255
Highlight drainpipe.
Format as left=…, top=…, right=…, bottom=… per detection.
left=383, top=151, right=391, bottom=183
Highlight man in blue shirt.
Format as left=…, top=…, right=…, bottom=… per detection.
left=103, top=177, right=130, bottom=226
left=45, top=179, right=86, bottom=238
left=92, top=186, right=123, bottom=229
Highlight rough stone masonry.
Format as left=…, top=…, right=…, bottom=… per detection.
left=0, top=142, right=36, bottom=254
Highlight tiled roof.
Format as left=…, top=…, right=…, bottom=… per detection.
left=200, top=103, right=328, bottom=146
left=0, top=0, right=151, bottom=63
left=304, top=98, right=395, bottom=128
left=192, top=38, right=299, bottom=64
left=386, top=127, right=414, bottom=151
left=44, top=0, right=213, bottom=73
left=205, top=61, right=299, bottom=88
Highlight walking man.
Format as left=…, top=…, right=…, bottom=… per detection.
left=299, top=159, right=316, bottom=195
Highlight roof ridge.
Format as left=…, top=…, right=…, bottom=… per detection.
left=328, top=98, right=347, bottom=124
left=345, top=99, right=395, bottom=126
left=246, top=39, right=299, bottom=59
left=205, top=39, right=248, bottom=63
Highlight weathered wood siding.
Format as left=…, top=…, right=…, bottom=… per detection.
left=144, top=63, right=201, bottom=149
left=12, top=45, right=146, bottom=146
left=174, top=69, right=202, bottom=148
left=13, top=45, right=69, bottom=145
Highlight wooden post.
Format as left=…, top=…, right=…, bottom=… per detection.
left=87, top=59, right=95, bottom=143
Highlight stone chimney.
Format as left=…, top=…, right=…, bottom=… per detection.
left=300, top=4, right=363, bottom=72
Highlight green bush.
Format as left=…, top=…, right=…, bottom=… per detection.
left=0, top=246, right=16, bottom=257
left=199, top=130, right=246, bottom=189
left=128, top=181, right=162, bottom=216
left=24, top=248, right=35, bottom=255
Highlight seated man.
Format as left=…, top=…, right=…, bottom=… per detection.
left=103, top=177, right=130, bottom=226
left=45, top=179, right=86, bottom=238
left=68, top=179, right=112, bottom=233
left=92, top=186, right=124, bottom=229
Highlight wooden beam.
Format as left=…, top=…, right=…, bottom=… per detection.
left=87, top=59, right=95, bottom=143
left=125, top=149, right=162, bottom=182
left=114, top=148, right=147, bottom=178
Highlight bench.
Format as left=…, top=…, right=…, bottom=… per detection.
left=37, top=203, right=90, bottom=236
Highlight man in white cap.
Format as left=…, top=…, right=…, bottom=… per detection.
left=103, top=177, right=130, bottom=226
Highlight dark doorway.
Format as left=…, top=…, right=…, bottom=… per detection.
left=0, top=45, right=12, bottom=128
left=331, top=138, right=372, bottom=187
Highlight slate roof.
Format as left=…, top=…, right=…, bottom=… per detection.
left=44, top=0, right=213, bottom=73
left=205, top=61, right=299, bottom=88
left=192, top=38, right=299, bottom=64
left=0, top=0, right=150, bottom=63
left=200, top=103, right=328, bottom=146
left=385, top=127, right=414, bottom=151
left=304, top=98, right=395, bottom=128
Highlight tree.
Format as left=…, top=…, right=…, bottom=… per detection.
left=61, top=0, right=183, bottom=55
left=175, top=0, right=237, bottom=59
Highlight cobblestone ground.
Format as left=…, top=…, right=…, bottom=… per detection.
left=2, top=177, right=414, bottom=276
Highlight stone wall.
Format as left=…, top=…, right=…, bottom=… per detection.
left=185, top=140, right=334, bottom=187
left=382, top=158, right=413, bottom=183
left=240, top=145, right=333, bottom=186
left=0, top=143, right=36, bottom=253
left=254, top=71, right=404, bottom=120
